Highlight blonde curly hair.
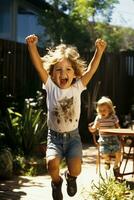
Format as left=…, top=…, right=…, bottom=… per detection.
left=96, top=96, right=116, bottom=115
left=41, top=44, right=87, bottom=77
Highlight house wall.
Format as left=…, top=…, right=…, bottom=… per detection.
left=0, top=0, right=12, bottom=40
left=0, top=0, right=45, bottom=44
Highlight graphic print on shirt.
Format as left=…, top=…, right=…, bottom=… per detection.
left=52, top=96, right=75, bottom=124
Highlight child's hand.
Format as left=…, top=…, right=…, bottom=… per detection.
left=25, top=34, right=38, bottom=45
left=88, top=126, right=93, bottom=132
left=88, top=123, right=96, bottom=133
left=95, top=38, right=107, bottom=53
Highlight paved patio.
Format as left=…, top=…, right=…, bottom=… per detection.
left=0, top=145, right=134, bottom=200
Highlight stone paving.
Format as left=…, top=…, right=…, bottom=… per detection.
left=0, top=144, right=134, bottom=200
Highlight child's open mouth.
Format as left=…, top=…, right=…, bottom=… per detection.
left=102, top=114, right=106, bottom=118
left=60, top=78, right=68, bottom=86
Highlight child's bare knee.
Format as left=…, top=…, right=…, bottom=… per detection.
left=47, top=157, right=60, bottom=171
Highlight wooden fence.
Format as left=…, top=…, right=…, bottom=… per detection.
left=0, top=39, right=42, bottom=101
left=85, top=50, right=134, bottom=117
left=79, top=51, right=134, bottom=141
left=0, top=39, right=134, bottom=118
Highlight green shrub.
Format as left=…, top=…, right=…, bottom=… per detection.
left=20, top=99, right=47, bottom=156
left=0, top=91, right=48, bottom=176
left=0, top=90, right=47, bottom=156
left=13, top=155, right=47, bottom=176
left=5, top=98, right=47, bottom=156
left=89, top=174, right=134, bottom=200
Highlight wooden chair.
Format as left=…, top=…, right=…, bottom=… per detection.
left=119, top=121, right=134, bottom=178
left=90, top=130, right=101, bottom=173
left=120, top=136, right=134, bottom=178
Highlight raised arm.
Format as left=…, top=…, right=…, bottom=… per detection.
left=81, top=39, right=107, bottom=86
left=25, top=34, right=48, bottom=84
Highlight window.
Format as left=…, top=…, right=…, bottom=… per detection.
left=17, top=7, right=44, bottom=44
left=0, top=0, right=11, bottom=39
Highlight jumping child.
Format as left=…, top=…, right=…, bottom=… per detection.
left=26, top=34, right=107, bottom=200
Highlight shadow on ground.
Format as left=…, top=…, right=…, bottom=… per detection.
left=0, top=174, right=49, bottom=200
left=0, top=176, right=27, bottom=200
left=82, top=144, right=97, bottom=165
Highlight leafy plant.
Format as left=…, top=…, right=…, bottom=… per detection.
left=89, top=174, right=134, bottom=200
left=0, top=91, right=48, bottom=176
left=0, top=107, right=22, bottom=152
left=1, top=90, right=48, bottom=156
left=20, top=98, right=47, bottom=156
left=13, top=155, right=47, bottom=176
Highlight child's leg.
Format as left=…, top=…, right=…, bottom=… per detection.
left=65, top=129, right=82, bottom=197
left=103, top=154, right=111, bottom=169
left=113, top=151, right=122, bottom=178
left=103, top=154, right=110, bottom=160
left=47, top=156, right=63, bottom=200
left=114, top=151, right=122, bottom=168
left=103, top=154, right=110, bottom=163
left=65, top=157, right=81, bottom=197
left=100, top=141, right=111, bottom=169
left=47, top=156, right=61, bottom=183
left=46, top=130, right=64, bottom=183
left=67, top=157, right=81, bottom=177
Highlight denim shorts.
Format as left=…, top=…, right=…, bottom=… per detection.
left=46, top=129, right=82, bottom=160
left=99, top=136, right=121, bottom=154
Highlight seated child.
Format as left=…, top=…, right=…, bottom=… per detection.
left=88, top=96, right=122, bottom=175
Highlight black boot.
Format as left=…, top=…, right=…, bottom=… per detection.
left=51, top=178, right=63, bottom=200
left=65, top=171, right=77, bottom=196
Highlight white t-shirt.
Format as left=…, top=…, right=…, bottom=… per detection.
left=43, top=77, right=86, bottom=133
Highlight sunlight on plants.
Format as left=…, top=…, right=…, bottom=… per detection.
left=89, top=174, right=134, bottom=200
